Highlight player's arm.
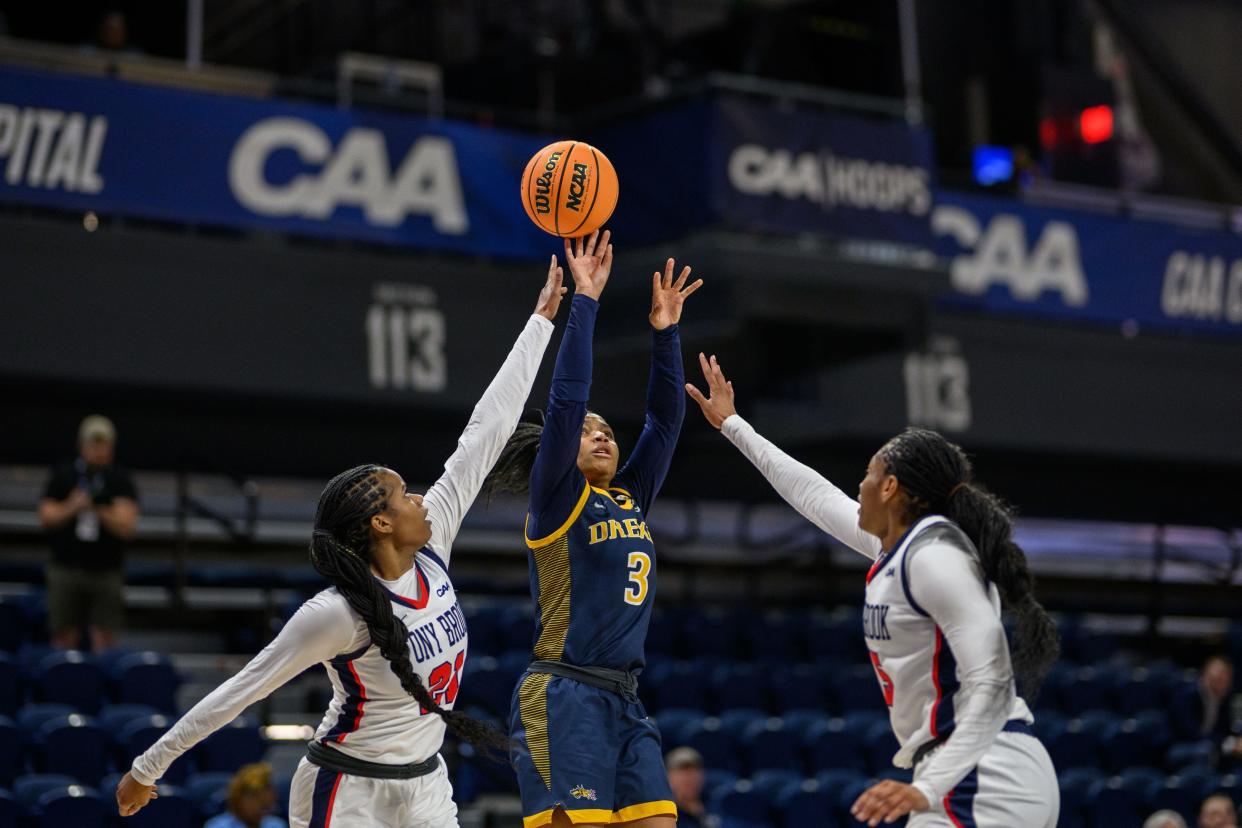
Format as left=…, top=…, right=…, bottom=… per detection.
left=527, top=232, right=612, bottom=539
left=615, top=259, right=702, bottom=511
left=686, top=354, right=882, bottom=559
left=422, top=258, right=563, bottom=559
left=904, top=542, right=1014, bottom=808
left=116, top=593, right=362, bottom=815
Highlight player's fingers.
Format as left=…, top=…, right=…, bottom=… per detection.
left=565, top=237, right=574, bottom=261
left=674, top=265, right=692, bottom=290
left=602, top=243, right=613, bottom=272
left=597, top=229, right=610, bottom=259
left=586, top=229, right=600, bottom=258
left=685, top=383, right=709, bottom=407
left=663, top=257, right=675, bottom=288
left=698, top=352, right=713, bottom=383
left=680, top=278, right=704, bottom=298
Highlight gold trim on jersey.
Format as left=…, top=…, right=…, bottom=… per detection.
left=521, top=800, right=678, bottom=827
left=613, top=800, right=678, bottom=822
left=531, top=533, right=573, bottom=660
left=517, top=672, right=553, bottom=790
left=526, top=481, right=592, bottom=549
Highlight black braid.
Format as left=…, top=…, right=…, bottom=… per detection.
left=481, top=422, right=543, bottom=497
left=309, top=464, right=508, bottom=759
left=879, top=429, right=1060, bottom=698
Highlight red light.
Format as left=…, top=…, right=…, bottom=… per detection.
left=1039, top=117, right=1059, bottom=150
left=1079, top=105, right=1114, bottom=144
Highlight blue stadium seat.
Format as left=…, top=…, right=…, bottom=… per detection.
left=1167, top=740, right=1215, bottom=772
left=1087, top=773, right=1158, bottom=828
left=498, top=605, right=535, bottom=653
left=861, top=721, right=901, bottom=776
left=0, top=789, right=15, bottom=828
left=457, top=656, right=513, bottom=719
left=683, top=718, right=743, bottom=776
left=32, top=784, right=107, bottom=828
left=717, top=709, right=766, bottom=734
left=805, top=718, right=865, bottom=773
left=0, top=601, right=24, bottom=653
left=460, top=605, right=504, bottom=656
left=182, top=772, right=233, bottom=820
left=12, top=775, right=77, bottom=809
left=1100, top=716, right=1162, bottom=772
left=110, top=652, right=179, bottom=714
left=827, top=772, right=872, bottom=828
left=743, top=612, right=806, bottom=664
left=1056, top=668, right=1110, bottom=716
left=805, top=614, right=866, bottom=663
left=833, top=665, right=885, bottom=713
left=454, top=747, right=519, bottom=803
left=97, top=704, right=161, bottom=736
left=703, top=768, right=739, bottom=795
left=31, top=652, right=103, bottom=714
left=36, top=714, right=109, bottom=785
left=767, top=664, right=831, bottom=714
left=748, top=769, right=802, bottom=802
left=711, top=664, right=767, bottom=713
left=0, top=654, right=20, bottom=716
left=781, top=708, right=830, bottom=733
left=742, top=717, right=802, bottom=775
left=0, top=717, right=21, bottom=787
left=651, top=708, right=703, bottom=747
left=190, top=717, right=265, bottom=773
left=683, top=609, right=746, bottom=660
left=645, top=661, right=711, bottom=713
left=1113, top=668, right=1167, bottom=715
left=1045, top=717, right=1100, bottom=771
left=707, top=780, right=770, bottom=828
left=645, top=610, right=679, bottom=658
left=1030, top=709, right=1065, bottom=745
left=776, top=782, right=838, bottom=828
left=116, top=715, right=182, bottom=783
left=1057, top=767, right=1103, bottom=828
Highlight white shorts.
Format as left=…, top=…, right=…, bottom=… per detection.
left=287, top=755, right=459, bottom=828
left=910, top=730, right=1058, bottom=828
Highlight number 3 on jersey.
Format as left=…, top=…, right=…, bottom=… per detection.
left=870, top=651, right=895, bottom=706
left=624, top=551, right=651, bottom=606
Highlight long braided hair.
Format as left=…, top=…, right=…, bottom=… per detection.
left=482, top=410, right=611, bottom=498
left=879, top=428, right=1060, bottom=698
left=308, top=464, right=507, bottom=758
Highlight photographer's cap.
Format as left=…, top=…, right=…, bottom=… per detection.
left=79, top=415, right=116, bottom=444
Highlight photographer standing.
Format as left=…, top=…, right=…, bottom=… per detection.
left=38, top=415, right=139, bottom=652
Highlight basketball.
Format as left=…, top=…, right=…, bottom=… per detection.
left=520, top=140, right=618, bottom=238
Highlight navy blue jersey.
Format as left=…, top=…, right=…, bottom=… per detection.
left=524, top=295, right=684, bottom=672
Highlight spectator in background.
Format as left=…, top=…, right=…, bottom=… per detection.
left=83, top=9, right=143, bottom=56
left=666, top=747, right=720, bottom=828
left=1145, top=811, right=1189, bottom=828
left=204, top=763, right=286, bottom=828
left=1172, top=656, right=1240, bottom=753
left=1200, top=794, right=1239, bottom=828
left=37, top=415, right=138, bottom=652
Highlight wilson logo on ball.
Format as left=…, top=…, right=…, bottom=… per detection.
left=520, top=140, right=618, bottom=237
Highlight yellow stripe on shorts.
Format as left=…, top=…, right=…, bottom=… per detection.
left=518, top=672, right=553, bottom=789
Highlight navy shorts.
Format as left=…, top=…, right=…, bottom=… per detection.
left=509, top=672, right=676, bottom=827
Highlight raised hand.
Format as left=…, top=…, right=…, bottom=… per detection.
left=533, top=254, right=568, bottom=321
left=649, top=257, right=704, bottom=330
left=563, top=229, right=613, bottom=300
left=684, top=353, right=737, bottom=430
left=115, top=772, right=159, bottom=817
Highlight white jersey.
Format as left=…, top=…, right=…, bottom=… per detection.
left=721, top=415, right=1035, bottom=808
left=131, top=313, right=554, bottom=787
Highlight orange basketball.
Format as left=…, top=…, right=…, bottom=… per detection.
left=520, top=140, right=618, bottom=238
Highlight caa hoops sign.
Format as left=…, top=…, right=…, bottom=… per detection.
left=715, top=96, right=935, bottom=244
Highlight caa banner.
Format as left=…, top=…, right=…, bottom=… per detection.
left=0, top=66, right=552, bottom=256
left=932, top=191, right=1242, bottom=337
left=712, top=95, right=935, bottom=244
